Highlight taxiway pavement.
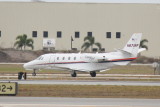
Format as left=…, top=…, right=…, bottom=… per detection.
left=1, top=80, right=160, bottom=86
left=0, top=97, right=160, bottom=107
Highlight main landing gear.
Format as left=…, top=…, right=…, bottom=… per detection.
left=90, top=71, right=96, bottom=77
left=32, top=69, right=37, bottom=76
left=71, top=71, right=77, bottom=77
left=71, top=71, right=97, bottom=77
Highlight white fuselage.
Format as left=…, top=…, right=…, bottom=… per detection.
left=23, top=52, right=136, bottom=72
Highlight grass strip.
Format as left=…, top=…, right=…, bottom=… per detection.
left=18, top=84, right=160, bottom=98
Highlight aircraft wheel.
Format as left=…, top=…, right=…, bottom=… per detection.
left=32, top=69, right=36, bottom=76
left=90, top=71, right=96, bottom=77
left=71, top=71, right=77, bottom=77
left=32, top=72, right=36, bottom=76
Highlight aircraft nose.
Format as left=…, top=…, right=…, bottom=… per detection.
left=23, top=61, right=35, bottom=70
left=23, top=63, right=29, bottom=69
left=23, top=63, right=27, bottom=69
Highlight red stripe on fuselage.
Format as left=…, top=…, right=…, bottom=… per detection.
left=110, top=57, right=137, bottom=61
left=35, top=57, right=137, bottom=65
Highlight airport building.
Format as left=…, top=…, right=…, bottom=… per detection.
left=0, top=1, right=159, bottom=57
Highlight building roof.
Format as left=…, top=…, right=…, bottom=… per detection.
left=0, top=0, right=160, bottom=4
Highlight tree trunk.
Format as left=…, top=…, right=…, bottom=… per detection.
left=91, top=45, right=93, bottom=52
left=24, top=45, right=26, bottom=50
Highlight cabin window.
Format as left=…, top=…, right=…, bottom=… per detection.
left=63, top=57, right=65, bottom=60
left=36, top=56, right=43, bottom=60
left=57, top=57, right=59, bottom=60
left=68, top=57, right=71, bottom=60
left=36, top=57, right=40, bottom=60
left=41, top=57, right=44, bottom=60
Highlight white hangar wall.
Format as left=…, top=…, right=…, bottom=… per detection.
left=0, top=2, right=159, bottom=57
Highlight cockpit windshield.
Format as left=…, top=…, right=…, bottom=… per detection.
left=36, top=56, right=44, bottom=60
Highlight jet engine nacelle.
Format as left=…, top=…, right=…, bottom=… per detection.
left=82, top=55, right=108, bottom=63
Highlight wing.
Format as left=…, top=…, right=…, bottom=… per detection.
left=54, top=62, right=113, bottom=72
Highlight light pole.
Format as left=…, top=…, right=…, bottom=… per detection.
left=71, top=36, right=74, bottom=50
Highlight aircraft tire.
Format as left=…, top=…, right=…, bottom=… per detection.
left=18, top=72, right=24, bottom=80
left=32, top=69, right=36, bottom=76
left=71, top=72, right=77, bottom=77
left=32, top=72, right=36, bottom=76
left=90, top=71, right=96, bottom=77
left=23, top=72, right=27, bottom=80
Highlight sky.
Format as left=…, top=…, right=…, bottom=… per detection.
left=0, top=0, right=160, bottom=4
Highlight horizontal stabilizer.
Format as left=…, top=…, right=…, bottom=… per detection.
left=138, top=48, right=146, bottom=53
left=116, top=49, right=132, bottom=56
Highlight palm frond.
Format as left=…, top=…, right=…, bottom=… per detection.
left=140, top=39, right=148, bottom=50
left=22, top=34, right=27, bottom=40
left=90, top=37, right=95, bottom=46
left=27, top=44, right=34, bottom=50
left=84, top=36, right=95, bottom=45
left=14, top=34, right=34, bottom=50
left=141, top=45, right=148, bottom=50
left=14, top=41, right=20, bottom=46
left=84, top=45, right=90, bottom=51
left=81, top=42, right=90, bottom=49
left=140, top=39, right=148, bottom=46
left=82, top=36, right=102, bottom=52
left=16, top=35, right=23, bottom=40
left=84, top=36, right=91, bottom=41
left=81, top=42, right=90, bottom=51
left=14, top=41, right=23, bottom=50
left=26, top=39, right=34, bottom=44
left=94, top=42, right=102, bottom=51
left=141, top=39, right=148, bottom=43
left=14, top=41, right=22, bottom=47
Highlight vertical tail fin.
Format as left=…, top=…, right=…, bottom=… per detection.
left=123, top=33, right=142, bottom=57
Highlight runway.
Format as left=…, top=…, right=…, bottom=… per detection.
left=1, top=80, right=160, bottom=86
left=0, top=97, right=160, bottom=107
left=1, top=74, right=160, bottom=80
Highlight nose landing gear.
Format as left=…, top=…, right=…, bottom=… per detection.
left=32, top=69, right=37, bottom=76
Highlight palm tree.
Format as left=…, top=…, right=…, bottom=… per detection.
left=81, top=36, right=101, bottom=52
left=140, top=39, right=148, bottom=50
left=14, top=34, right=34, bottom=50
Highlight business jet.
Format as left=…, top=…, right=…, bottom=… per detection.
left=23, top=33, right=145, bottom=77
